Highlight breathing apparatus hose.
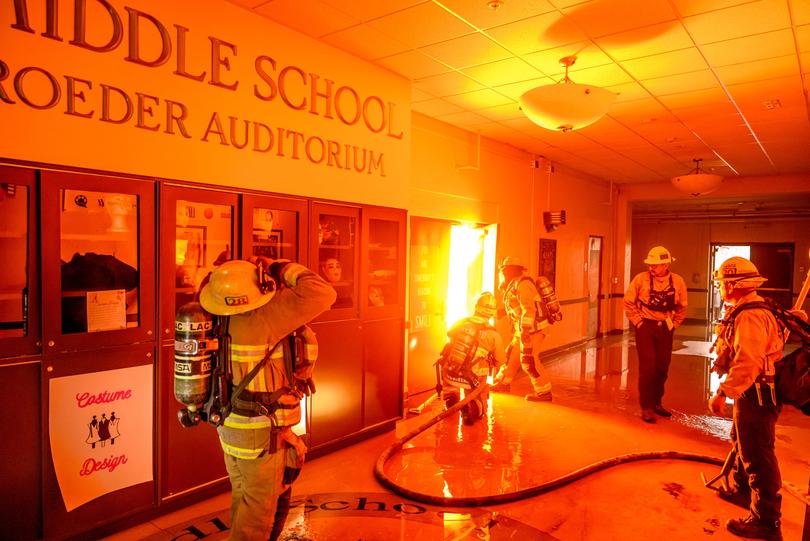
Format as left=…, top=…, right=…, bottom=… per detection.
left=374, top=383, right=731, bottom=507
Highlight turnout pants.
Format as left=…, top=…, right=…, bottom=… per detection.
left=634, top=319, right=673, bottom=410
left=731, top=386, right=782, bottom=525
left=500, top=331, right=552, bottom=394
left=224, top=448, right=291, bottom=541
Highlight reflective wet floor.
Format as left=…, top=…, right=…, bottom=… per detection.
left=104, top=328, right=809, bottom=540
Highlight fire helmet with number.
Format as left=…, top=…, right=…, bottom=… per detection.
left=200, top=260, right=275, bottom=316
left=643, top=246, right=675, bottom=265
left=713, top=256, right=767, bottom=289
left=474, top=292, right=497, bottom=319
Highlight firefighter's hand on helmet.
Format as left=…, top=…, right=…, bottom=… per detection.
left=294, top=377, right=316, bottom=396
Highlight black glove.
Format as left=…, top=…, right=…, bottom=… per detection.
left=267, top=259, right=291, bottom=287
left=294, top=377, right=316, bottom=396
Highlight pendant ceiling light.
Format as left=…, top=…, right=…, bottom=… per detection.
left=670, top=158, right=724, bottom=197
left=519, top=56, right=617, bottom=133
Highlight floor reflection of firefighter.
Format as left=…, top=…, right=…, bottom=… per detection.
left=436, top=293, right=505, bottom=425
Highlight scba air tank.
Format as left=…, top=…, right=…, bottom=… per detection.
left=536, top=276, right=563, bottom=323
left=174, top=302, right=214, bottom=411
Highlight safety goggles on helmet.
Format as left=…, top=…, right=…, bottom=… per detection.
left=200, top=260, right=276, bottom=316
left=643, top=246, right=674, bottom=265
left=713, top=256, right=767, bottom=288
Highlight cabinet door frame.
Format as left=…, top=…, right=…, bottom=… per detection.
left=41, top=171, right=155, bottom=356
left=242, top=194, right=309, bottom=265
left=0, top=165, right=40, bottom=359
left=157, top=184, right=240, bottom=342
left=310, top=202, right=361, bottom=322
left=360, top=206, right=407, bottom=321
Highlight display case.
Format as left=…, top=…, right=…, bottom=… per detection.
left=242, top=194, right=308, bottom=264
left=311, top=203, right=360, bottom=321
left=157, top=184, right=237, bottom=500
left=40, top=171, right=155, bottom=354
left=0, top=165, right=39, bottom=358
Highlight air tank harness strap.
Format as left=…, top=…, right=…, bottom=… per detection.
left=227, top=340, right=282, bottom=417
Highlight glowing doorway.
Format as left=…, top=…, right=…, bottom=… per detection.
left=445, top=224, right=498, bottom=330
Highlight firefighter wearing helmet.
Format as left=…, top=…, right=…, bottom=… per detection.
left=437, top=292, right=506, bottom=424
left=623, top=246, right=688, bottom=423
left=494, top=257, right=559, bottom=402
left=708, top=257, right=786, bottom=540
left=199, top=258, right=335, bottom=541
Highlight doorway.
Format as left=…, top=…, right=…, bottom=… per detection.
left=709, top=243, right=795, bottom=321
left=586, top=236, right=603, bottom=339
left=407, top=218, right=497, bottom=397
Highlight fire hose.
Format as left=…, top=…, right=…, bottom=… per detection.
left=374, top=382, right=809, bottom=507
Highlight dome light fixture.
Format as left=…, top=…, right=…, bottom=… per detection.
left=671, top=158, right=724, bottom=197
left=518, top=56, right=617, bottom=132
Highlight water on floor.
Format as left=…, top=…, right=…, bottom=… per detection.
left=103, top=329, right=809, bottom=541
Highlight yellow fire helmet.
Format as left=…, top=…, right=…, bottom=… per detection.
left=643, top=246, right=675, bottom=265
left=474, top=291, right=497, bottom=319
left=713, top=256, right=768, bottom=289
left=499, top=256, right=525, bottom=270
left=199, top=260, right=276, bottom=316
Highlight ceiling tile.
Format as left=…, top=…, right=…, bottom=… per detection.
left=523, top=42, right=614, bottom=76
left=595, top=21, right=694, bottom=60
left=641, top=69, right=721, bottom=95
left=790, top=0, right=810, bottom=25
left=462, top=57, right=543, bottom=86
left=700, top=29, right=795, bottom=67
left=726, top=75, right=806, bottom=109
left=486, top=11, right=589, bottom=55
left=493, top=76, right=555, bottom=100
left=609, top=98, right=678, bottom=123
left=476, top=103, right=526, bottom=122
left=682, top=0, right=791, bottom=45
left=366, top=2, right=475, bottom=49
left=437, top=0, right=557, bottom=30
left=620, top=47, right=708, bottom=80
left=606, top=81, right=652, bottom=102
left=418, top=32, right=514, bottom=69
left=411, top=97, right=466, bottom=116
left=797, top=24, right=810, bottom=53
left=561, top=0, right=678, bottom=38
left=320, top=0, right=428, bottom=22
left=412, top=71, right=487, bottom=96
left=669, top=0, right=752, bottom=17
left=656, top=87, right=731, bottom=108
left=714, top=54, right=799, bottom=86
left=442, top=88, right=515, bottom=110
left=322, top=23, right=411, bottom=60
left=376, top=50, right=453, bottom=80
left=254, top=0, right=360, bottom=38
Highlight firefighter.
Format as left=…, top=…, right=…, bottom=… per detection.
left=199, top=258, right=335, bottom=541
left=493, top=257, right=559, bottom=402
left=438, top=292, right=505, bottom=424
left=623, top=246, right=688, bottom=423
left=708, top=257, right=784, bottom=541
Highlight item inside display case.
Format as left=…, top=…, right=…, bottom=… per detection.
left=0, top=183, right=28, bottom=339
left=318, top=212, right=356, bottom=310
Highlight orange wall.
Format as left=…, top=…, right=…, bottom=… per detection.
left=410, top=114, right=616, bottom=351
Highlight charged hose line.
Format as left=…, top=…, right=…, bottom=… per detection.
left=375, top=384, right=805, bottom=507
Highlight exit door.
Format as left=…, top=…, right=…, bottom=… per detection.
left=587, top=236, right=603, bottom=339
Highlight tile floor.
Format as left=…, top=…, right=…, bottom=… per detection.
left=101, top=327, right=810, bottom=541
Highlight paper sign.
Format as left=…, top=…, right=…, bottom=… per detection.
left=86, top=289, right=126, bottom=332
left=49, top=364, right=154, bottom=511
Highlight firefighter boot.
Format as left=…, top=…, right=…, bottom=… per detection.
left=726, top=515, right=782, bottom=541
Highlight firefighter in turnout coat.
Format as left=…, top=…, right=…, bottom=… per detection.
left=708, top=257, right=785, bottom=541
left=439, top=292, right=506, bottom=424
left=200, top=258, right=335, bottom=541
